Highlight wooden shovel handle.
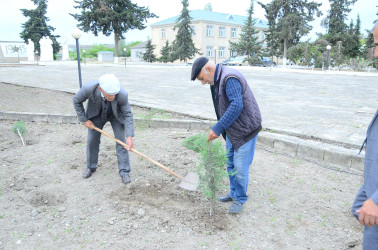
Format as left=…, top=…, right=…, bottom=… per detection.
left=93, top=126, right=181, bottom=179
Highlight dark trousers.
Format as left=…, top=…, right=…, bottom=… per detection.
left=86, top=113, right=130, bottom=176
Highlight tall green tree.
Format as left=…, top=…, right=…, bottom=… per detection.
left=159, top=40, right=173, bottom=63
left=70, top=0, right=157, bottom=59
left=142, top=39, right=157, bottom=63
left=343, top=15, right=362, bottom=58
left=321, top=0, right=357, bottom=45
left=19, top=0, right=60, bottom=55
left=258, top=0, right=322, bottom=65
left=229, top=0, right=263, bottom=65
left=171, top=0, right=200, bottom=62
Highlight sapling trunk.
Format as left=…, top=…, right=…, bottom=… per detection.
left=17, top=128, right=26, bottom=146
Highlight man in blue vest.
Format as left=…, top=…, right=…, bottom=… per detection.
left=191, top=57, right=262, bottom=214
left=352, top=20, right=378, bottom=249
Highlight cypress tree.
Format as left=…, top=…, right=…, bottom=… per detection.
left=159, top=40, right=172, bottom=63
left=229, top=0, right=263, bottom=65
left=171, top=0, right=200, bottom=63
left=142, top=39, right=157, bottom=63
left=71, top=0, right=157, bottom=59
left=19, top=0, right=60, bottom=55
left=322, top=0, right=357, bottom=45
left=258, top=0, right=322, bottom=65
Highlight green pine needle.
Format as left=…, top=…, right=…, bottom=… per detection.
left=13, top=121, right=27, bottom=136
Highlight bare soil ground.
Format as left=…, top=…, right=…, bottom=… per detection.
left=0, top=83, right=364, bottom=249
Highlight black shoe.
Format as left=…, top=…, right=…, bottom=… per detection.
left=229, top=200, right=243, bottom=214
left=218, top=195, right=233, bottom=202
left=121, top=173, right=131, bottom=185
left=82, top=168, right=95, bottom=179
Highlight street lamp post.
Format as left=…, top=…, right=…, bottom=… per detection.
left=214, top=46, right=217, bottom=64
left=72, top=28, right=83, bottom=88
left=326, top=44, right=332, bottom=71
left=123, top=48, right=126, bottom=67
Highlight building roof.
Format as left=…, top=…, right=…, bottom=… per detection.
left=151, top=10, right=269, bottom=29
left=130, top=41, right=148, bottom=49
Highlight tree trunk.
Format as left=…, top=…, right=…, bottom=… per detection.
left=114, top=34, right=119, bottom=64
left=283, top=38, right=288, bottom=68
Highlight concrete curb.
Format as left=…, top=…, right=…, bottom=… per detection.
left=1, top=111, right=364, bottom=174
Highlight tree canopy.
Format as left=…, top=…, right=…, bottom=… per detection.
left=171, top=0, right=200, bottom=62
left=20, top=0, right=60, bottom=54
left=229, top=0, right=263, bottom=65
left=258, top=0, right=322, bottom=64
left=142, top=39, right=157, bottom=63
left=70, top=0, right=157, bottom=58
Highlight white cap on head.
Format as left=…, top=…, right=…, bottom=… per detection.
left=99, top=74, right=120, bottom=95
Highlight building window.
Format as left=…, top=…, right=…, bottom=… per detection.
left=206, top=46, right=213, bottom=57
left=231, top=28, right=237, bottom=38
left=219, top=27, right=225, bottom=37
left=230, top=50, right=237, bottom=57
left=191, top=25, right=195, bottom=36
left=206, top=25, right=214, bottom=36
left=219, top=47, right=225, bottom=58
left=161, top=29, right=165, bottom=39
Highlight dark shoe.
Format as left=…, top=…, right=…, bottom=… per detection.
left=229, top=200, right=243, bottom=214
left=82, top=168, right=95, bottom=179
left=218, top=195, right=233, bottom=202
left=121, top=173, right=131, bottom=185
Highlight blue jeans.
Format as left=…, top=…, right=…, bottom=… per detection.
left=226, top=134, right=258, bottom=204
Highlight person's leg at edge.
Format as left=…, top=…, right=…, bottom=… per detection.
left=232, top=135, right=258, bottom=204
left=363, top=225, right=378, bottom=250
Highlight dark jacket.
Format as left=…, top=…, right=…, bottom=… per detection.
left=72, top=80, right=134, bottom=137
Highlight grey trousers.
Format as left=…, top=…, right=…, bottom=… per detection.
left=86, top=114, right=130, bottom=176
left=352, top=185, right=378, bottom=250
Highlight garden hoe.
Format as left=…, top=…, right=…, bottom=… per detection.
left=93, top=126, right=199, bottom=191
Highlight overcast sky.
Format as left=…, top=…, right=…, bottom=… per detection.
left=0, top=0, right=375, bottom=45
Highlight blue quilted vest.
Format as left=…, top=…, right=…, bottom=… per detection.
left=214, top=64, right=262, bottom=149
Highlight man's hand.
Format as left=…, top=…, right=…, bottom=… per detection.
left=124, top=136, right=134, bottom=151
left=356, top=199, right=378, bottom=227
left=207, top=129, right=219, bottom=142
left=84, top=120, right=94, bottom=130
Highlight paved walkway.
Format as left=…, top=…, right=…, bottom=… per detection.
left=1, top=61, right=377, bottom=150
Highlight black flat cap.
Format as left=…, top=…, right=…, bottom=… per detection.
left=191, top=57, right=209, bottom=81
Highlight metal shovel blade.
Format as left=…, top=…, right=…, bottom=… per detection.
left=178, top=172, right=199, bottom=191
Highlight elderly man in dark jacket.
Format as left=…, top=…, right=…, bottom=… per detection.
left=191, top=57, right=262, bottom=214
left=73, top=74, right=134, bottom=185
left=352, top=21, right=378, bottom=249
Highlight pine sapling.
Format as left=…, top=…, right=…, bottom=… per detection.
left=183, top=133, right=228, bottom=216
left=12, top=121, right=27, bottom=146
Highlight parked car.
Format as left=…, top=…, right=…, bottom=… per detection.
left=222, top=56, right=248, bottom=66
left=254, top=57, right=277, bottom=67
left=254, top=57, right=276, bottom=67
left=185, top=57, right=198, bottom=66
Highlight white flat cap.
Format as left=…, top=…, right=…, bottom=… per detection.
left=99, top=74, right=120, bottom=95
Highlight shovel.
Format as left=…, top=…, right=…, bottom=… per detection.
left=92, top=126, right=199, bottom=191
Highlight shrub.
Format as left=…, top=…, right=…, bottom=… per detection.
left=183, top=133, right=228, bottom=216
